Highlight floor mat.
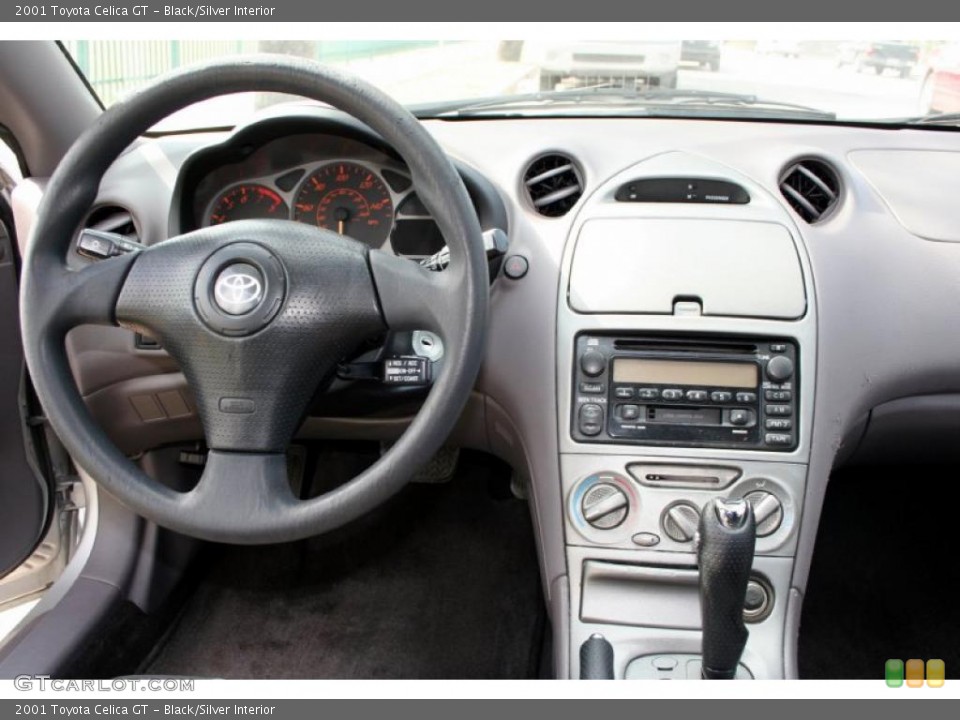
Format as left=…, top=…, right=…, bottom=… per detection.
left=799, top=465, right=960, bottom=679
left=142, top=451, right=545, bottom=679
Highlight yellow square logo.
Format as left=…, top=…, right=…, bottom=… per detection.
left=927, top=659, right=945, bottom=688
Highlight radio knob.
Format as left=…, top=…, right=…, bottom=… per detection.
left=580, top=350, right=606, bottom=378
left=766, top=355, right=794, bottom=383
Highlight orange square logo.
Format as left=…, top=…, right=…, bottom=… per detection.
left=905, top=658, right=925, bottom=687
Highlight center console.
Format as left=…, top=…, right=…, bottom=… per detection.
left=556, top=151, right=816, bottom=679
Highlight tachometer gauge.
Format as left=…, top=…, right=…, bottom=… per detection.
left=208, top=183, right=289, bottom=225
left=293, top=162, right=394, bottom=247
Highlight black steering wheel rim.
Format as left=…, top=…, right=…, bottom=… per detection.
left=19, top=57, right=488, bottom=544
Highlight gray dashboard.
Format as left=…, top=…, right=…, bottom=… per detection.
left=13, top=110, right=960, bottom=679
left=426, top=116, right=960, bottom=677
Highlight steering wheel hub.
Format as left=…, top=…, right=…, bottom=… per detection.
left=194, top=241, right=286, bottom=335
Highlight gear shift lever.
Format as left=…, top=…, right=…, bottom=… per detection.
left=697, top=497, right=756, bottom=679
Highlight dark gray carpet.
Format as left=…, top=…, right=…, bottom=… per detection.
left=799, top=465, right=960, bottom=679
left=143, top=452, right=545, bottom=679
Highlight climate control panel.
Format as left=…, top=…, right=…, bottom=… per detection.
left=563, top=458, right=804, bottom=556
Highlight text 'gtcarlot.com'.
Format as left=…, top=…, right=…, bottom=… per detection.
left=14, top=677, right=195, bottom=692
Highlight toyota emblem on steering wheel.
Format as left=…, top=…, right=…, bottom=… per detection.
left=213, top=264, right=264, bottom=315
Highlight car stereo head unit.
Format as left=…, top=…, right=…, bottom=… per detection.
left=572, top=335, right=798, bottom=451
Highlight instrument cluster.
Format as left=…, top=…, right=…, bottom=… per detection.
left=190, top=131, right=446, bottom=257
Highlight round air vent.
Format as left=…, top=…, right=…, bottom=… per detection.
left=778, top=159, right=841, bottom=224
left=522, top=153, right=583, bottom=217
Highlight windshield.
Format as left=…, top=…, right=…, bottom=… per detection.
left=61, top=39, right=960, bottom=129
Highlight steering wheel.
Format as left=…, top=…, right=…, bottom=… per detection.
left=19, top=58, right=488, bottom=544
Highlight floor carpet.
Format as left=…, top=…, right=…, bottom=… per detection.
left=142, top=451, right=545, bottom=679
left=799, top=465, right=960, bottom=679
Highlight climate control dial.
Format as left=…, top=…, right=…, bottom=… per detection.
left=661, top=501, right=701, bottom=543
left=581, top=482, right=630, bottom=529
left=742, top=490, right=784, bottom=537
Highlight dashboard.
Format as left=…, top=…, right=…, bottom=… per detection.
left=14, top=104, right=960, bottom=681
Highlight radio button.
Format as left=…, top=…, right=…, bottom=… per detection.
left=686, top=390, right=709, bottom=402
left=619, top=404, right=641, bottom=421
left=710, top=391, right=733, bottom=403
left=580, top=350, right=606, bottom=378
left=736, top=392, right=757, bottom=403
left=580, top=382, right=605, bottom=394
left=615, top=387, right=635, bottom=399
left=765, top=389, right=792, bottom=402
left=764, top=432, right=793, bottom=446
left=765, top=404, right=792, bottom=416
left=770, top=343, right=788, bottom=353
left=662, top=389, right=684, bottom=401
left=578, top=403, right=604, bottom=436
left=638, top=388, right=660, bottom=400
left=765, top=418, right=793, bottom=430
left=729, top=408, right=756, bottom=427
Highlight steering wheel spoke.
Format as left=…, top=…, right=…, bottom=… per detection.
left=36, top=253, right=139, bottom=333
left=368, top=249, right=461, bottom=338
left=183, top=452, right=298, bottom=541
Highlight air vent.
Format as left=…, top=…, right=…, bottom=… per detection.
left=85, top=206, right=139, bottom=239
left=523, top=153, right=583, bottom=217
left=779, top=159, right=840, bottom=224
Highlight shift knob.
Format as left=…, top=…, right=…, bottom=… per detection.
left=697, top=497, right=756, bottom=680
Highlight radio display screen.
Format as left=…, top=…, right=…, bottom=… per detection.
left=612, top=359, right=758, bottom=388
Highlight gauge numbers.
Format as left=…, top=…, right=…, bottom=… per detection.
left=207, top=183, right=289, bottom=225
left=293, top=162, right=394, bottom=247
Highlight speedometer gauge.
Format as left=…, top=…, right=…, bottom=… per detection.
left=208, top=183, right=289, bottom=225
left=293, top=162, right=394, bottom=247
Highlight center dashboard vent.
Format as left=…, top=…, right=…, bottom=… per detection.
left=778, top=159, right=840, bottom=224
left=523, top=153, right=583, bottom=217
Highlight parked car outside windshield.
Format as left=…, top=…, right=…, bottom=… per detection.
left=60, top=39, right=960, bottom=129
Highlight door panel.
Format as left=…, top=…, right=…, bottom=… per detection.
left=0, top=194, right=52, bottom=581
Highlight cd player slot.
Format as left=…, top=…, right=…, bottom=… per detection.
left=613, top=338, right=757, bottom=355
